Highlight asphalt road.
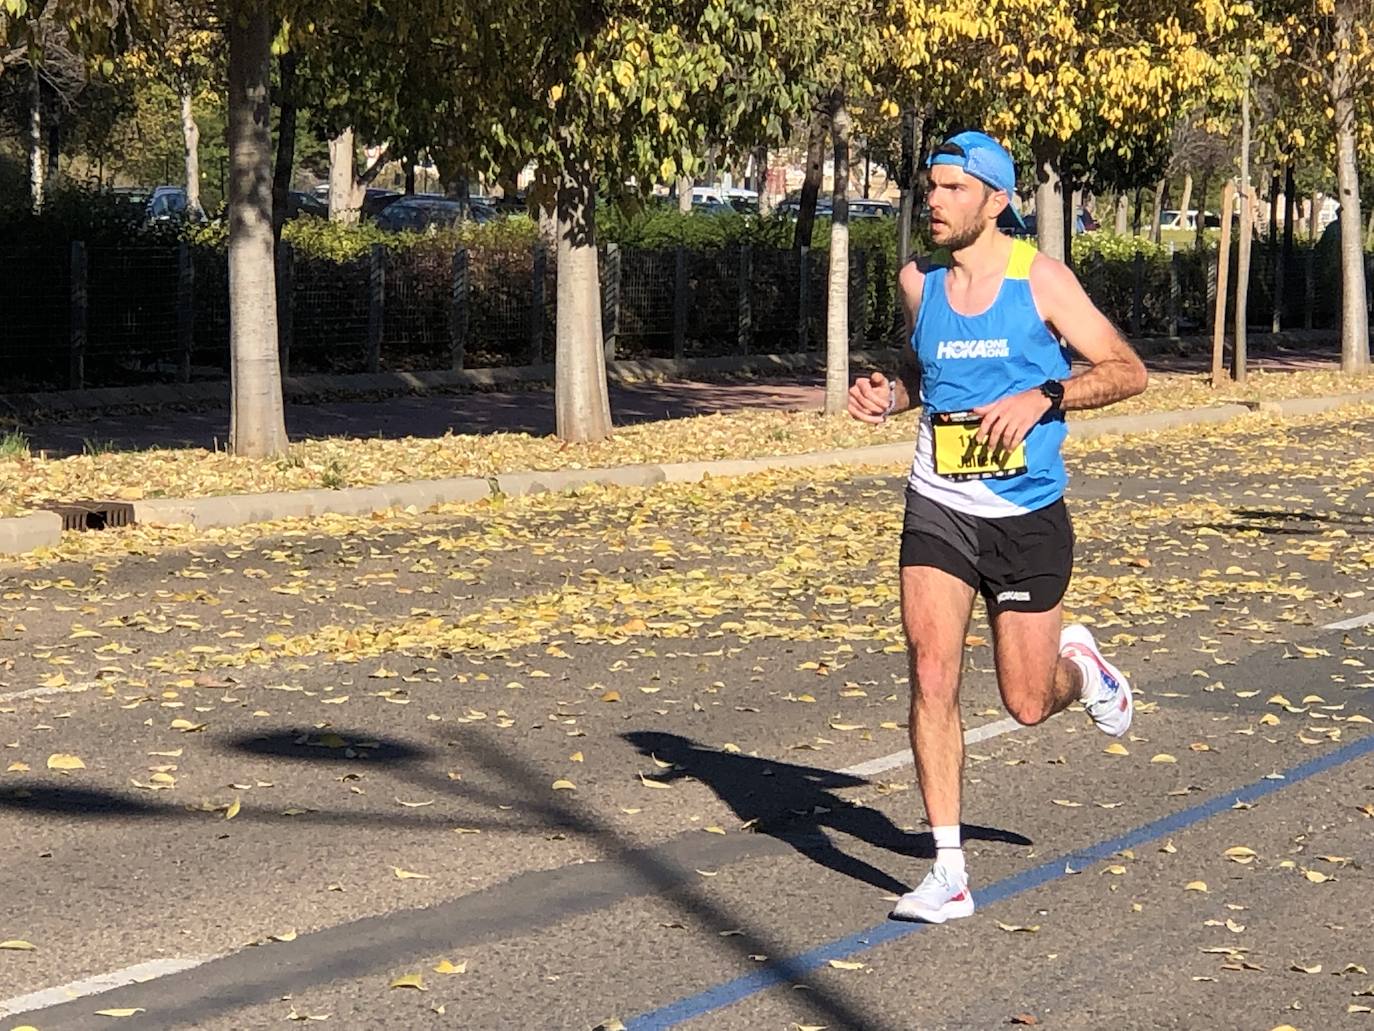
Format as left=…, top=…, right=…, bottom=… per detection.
left=1, top=404, right=1373, bottom=1030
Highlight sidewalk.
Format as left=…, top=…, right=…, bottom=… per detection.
left=12, top=338, right=1345, bottom=457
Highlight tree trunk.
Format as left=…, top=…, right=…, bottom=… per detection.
left=1177, top=173, right=1194, bottom=230
left=181, top=93, right=202, bottom=214
left=1114, top=192, right=1129, bottom=235
left=404, top=158, right=416, bottom=195
left=1060, top=181, right=1074, bottom=269
left=1149, top=178, right=1166, bottom=244
left=1310, top=190, right=1321, bottom=242
left=1033, top=142, right=1065, bottom=261
left=45, top=106, right=59, bottom=186
left=825, top=95, right=851, bottom=417
left=328, top=128, right=363, bottom=223
left=897, top=107, right=916, bottom=263
left=794, top=115, right=827, bottom=250
left=226, top=2, right=288, bottom=458
left=1234, top=59, right=1252, bottom=385
left=1332, top=0, right=1370, bottom=372
left=1283, top=163, right=1295, bottom=260
left=1366, top=205, right=1374, bottom=250
left=1212, top=180, right=1236, bottom=388
left=1194, top=172, right=1211, bottom=251
left=271, top=49, right=297, bottom=244
left=1131, top=188, right=1143, bottom=236
left=28, top=57, right=43, bottom=212
left=677, top=176, right=693, bottom=214
left=1267, top=167, right=1280, bottom=243
left=554, top=156, right=613, bottom=442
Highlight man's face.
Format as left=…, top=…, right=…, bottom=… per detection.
left=928, top=165, right=1005, bottom=250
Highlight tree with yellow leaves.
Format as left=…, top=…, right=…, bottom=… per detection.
left=888, top=0, right=1241, bottom=262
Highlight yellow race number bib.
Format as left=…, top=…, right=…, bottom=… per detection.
left=931, top=410, right=1028, bottom=481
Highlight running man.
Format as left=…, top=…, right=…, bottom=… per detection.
left=848, top=131, right=1148, bottom=924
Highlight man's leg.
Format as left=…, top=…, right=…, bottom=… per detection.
left=903, top=564, right=977, bottom=828
left=890, top=563, right=979, bottom=923
left=988, top=603, right=1083, bottom=726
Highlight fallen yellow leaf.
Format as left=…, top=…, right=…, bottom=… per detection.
left=0, top=939, right=37, bottom=950
left=433, top=959, right=468, bottom=974
left=393, top=867, right=431, bottom=880
left=46, top=753, right=86, bottom=771
left=389, top=972, right=426, bottom=990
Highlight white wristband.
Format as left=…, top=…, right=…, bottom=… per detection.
left=883, top=382, right=898, bottom=420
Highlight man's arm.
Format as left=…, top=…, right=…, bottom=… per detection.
left=973, top=254, right=1147, bottom=451
left=1033, top=256, right=1148, bottom=411
left=849, top=261, right=923, bottom=423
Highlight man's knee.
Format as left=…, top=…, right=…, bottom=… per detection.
left=1003, top=683, right=1055, bottom=726
left=910, top=655, right=961, bottom=708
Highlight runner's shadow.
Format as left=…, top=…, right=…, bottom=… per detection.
left=623, top=731, right=1032, bottom=896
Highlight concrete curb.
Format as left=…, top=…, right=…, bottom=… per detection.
left=0, top=512, right=64, bottom=555
left=3, top=387, right=1372, bottom=557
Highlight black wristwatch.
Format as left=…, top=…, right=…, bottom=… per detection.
left=1039, top=379, right=1065, bottom=411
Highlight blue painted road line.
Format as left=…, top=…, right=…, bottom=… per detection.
left=627, top=731, right=1374, bottom=1030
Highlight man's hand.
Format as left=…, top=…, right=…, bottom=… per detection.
left=848, top=371, right=893, bottom=425
left=971, top=389, right=1052, bottom=453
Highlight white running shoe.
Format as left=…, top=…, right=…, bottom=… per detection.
left=1061, top=623, right=1133, bottom=737
left=890, top=865, right=975, bottom=924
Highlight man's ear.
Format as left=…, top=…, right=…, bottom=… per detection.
left=985, top=189, right=1010, bottom=222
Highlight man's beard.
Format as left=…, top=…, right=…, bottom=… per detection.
left=940, top=216, right=984, bottom=251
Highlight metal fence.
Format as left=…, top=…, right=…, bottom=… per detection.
left=0, top=239, right=1360, bottom=392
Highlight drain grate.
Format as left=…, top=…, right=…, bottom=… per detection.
left=43, top=501, right=137, bottom=532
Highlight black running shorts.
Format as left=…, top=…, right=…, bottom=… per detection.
left=899, top=489, right=1074, bottom=615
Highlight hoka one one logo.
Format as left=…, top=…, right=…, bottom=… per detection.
left=936, top=338, right=1010, bottom=360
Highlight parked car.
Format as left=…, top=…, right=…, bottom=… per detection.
left=111, top=185, right=205, bottom=223
left=361, top=188, right=403, bottom=220
left=1019, top=209, right=1095, bottom=236
left=850, top=198, right=896, bottom=220
left=723, top=187, right=760, bottom=214
left=286, top=190, right=328, bottom=220
left=775, top=196, right=834, bottom=219
left=373, top=195, right=497, bottom=232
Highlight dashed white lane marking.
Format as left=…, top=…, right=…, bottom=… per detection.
left=0, top=682, right=96, bottom=706
left=1323, top=611, right=1374, bottom=631
left=0, top=956, right=219, bottom=1018
left=838, top=716, right=1022, bottom=779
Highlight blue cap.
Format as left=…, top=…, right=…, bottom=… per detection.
left=927, top=131, right=1024, bottom=226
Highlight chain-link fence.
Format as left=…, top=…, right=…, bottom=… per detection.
left=0, top=238, right=1359, bottom=392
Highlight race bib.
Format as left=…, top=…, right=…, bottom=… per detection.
left=930, top=410, right=1028, bottom=481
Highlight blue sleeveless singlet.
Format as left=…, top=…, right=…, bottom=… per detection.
left=908, top=239, right=1071, bottom=517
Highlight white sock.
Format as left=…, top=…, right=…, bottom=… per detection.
left=1070, top=655, right=1101, bottom=704
left=932, top=825, right=964, bottom=879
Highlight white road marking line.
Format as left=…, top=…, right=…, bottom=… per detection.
left=838, top=717, right=1023, bottom=779
left=1324, top=611, right=1374, bottom=631
left=0, top=682, right=96, bottom=706
left=0, top=956, right=219, bottom=1018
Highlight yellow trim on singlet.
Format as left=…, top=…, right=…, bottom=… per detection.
left=1006, top=237, right=1036, bottom=280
